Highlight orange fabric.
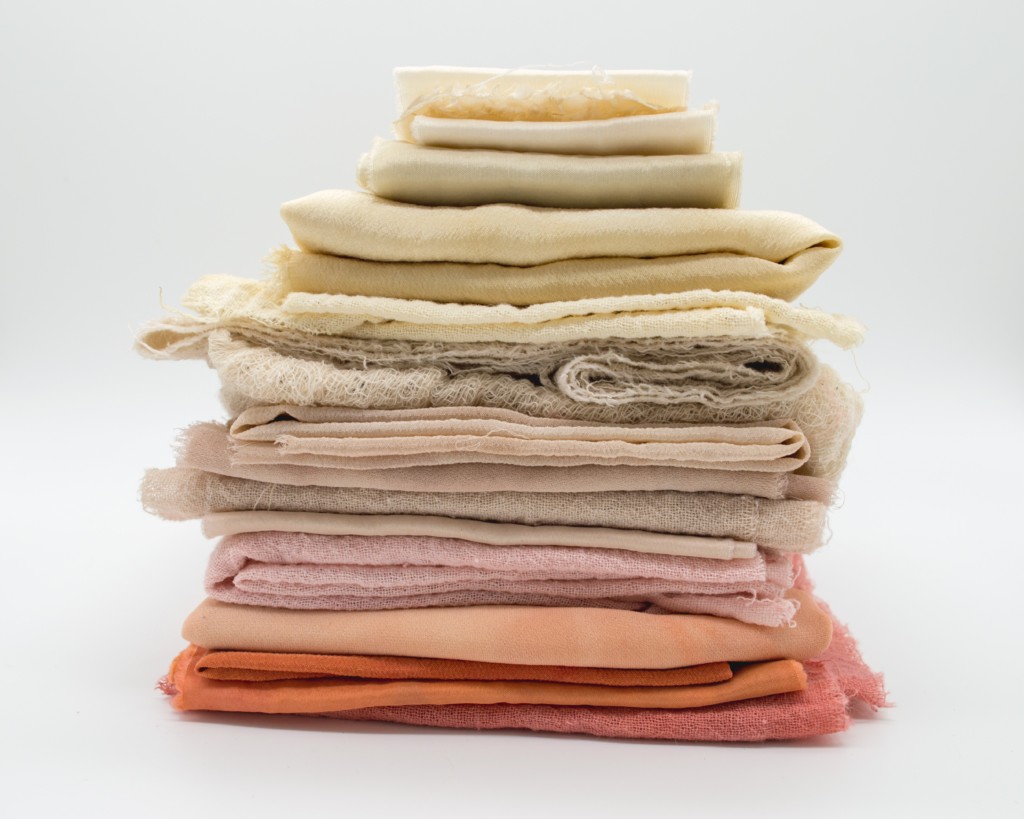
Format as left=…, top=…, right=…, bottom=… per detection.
left=193, top=649, right=734, bottom=686
left=168, top=645, right=806, bottom=714
left=182, top=589, right=830, bottom=669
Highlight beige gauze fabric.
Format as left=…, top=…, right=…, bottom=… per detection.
left=138, top=277, right=862, bottom=347
left=152, top=334, right=861, bottom=481
left=407, top=107, right=717, bottom=155
left=279, top=190, right=842, bottom=270
left=138, top=326, right=821, bottom=411
left=392, top=66, right=691, bottom=141
left=357, top=140, right=742, bottom=209
left=201, top=511, right=759, bottom=560
left=226, top=406, right=812, bottom=471
left=141, top=467, right=827, bottom=552
left=181, top=589, right=831, bottom=669
left=177, top=423, right=834, bottom=502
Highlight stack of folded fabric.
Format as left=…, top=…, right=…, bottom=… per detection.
left=139, top=66, right=886, bottom=742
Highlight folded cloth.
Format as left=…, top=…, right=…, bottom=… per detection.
left=142, top=468, right=828, bottom=552
left=178, top=422, right=835, bottom=502
left=407, top=107, right=717, bottom=155
left=142, top=327, right=821, bottom=411
left=140, top=279, right=861, bottom=350
left=182, top=589, right=830, bottom=668
left=225, top=406, right=812, bottom=471
left=164, top=646, right=806, bottom=713
left=393, top=66, right=691, bottom=140
left=201, top=511, right=760, bottom=560
left=175, top=335, right=859, bottom=481
left=281, top=190, right=841, bottom=272
left=271, top=244, right=827, bottom=304
left=205, top=531, right=797, bottom=624
left=188, top=652, right=735, bottom=686
left=357, top=141, right=742, bottom=209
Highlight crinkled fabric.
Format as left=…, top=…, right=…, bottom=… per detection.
left=205, top=531, right=797, bottom=625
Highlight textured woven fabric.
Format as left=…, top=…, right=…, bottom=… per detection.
left=190, top=652, right=734, bottom=686
left=226, top=406, right=812, bottom=471
left=272, top=243, right=828, bottom=304
left=281, top=190, right=842, bottom=268
left=139, top=331, right=862, bottom=481
left=205, top=531, right=797, bottom=625
left=143, top=277, right=862, bottom=347
left=141, top=326, right=821, bottom=410
left=165, top=646, right=806, bottom=713
left=201, top=511, right=759, bottom=560
left=358, top=140, right=742, bottom=209
left=392, top=67, right=690, bottom=140
left=142, top=467, right=828, bottom=552
left=181, top=589, right=830, bottom=668
left=177, top=422, right=835, bottom=502
left=408, top=107, right=717, bottom=155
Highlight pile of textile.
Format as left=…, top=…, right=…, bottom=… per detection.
left=139, top=66, right=886, bottom=742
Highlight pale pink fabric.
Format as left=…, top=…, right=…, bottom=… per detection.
left=205, top=532, right=797, bottom=626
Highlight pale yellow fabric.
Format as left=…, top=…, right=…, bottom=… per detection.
left=273, top=244, right=833, bottom=305
left=200, top=510, right=759, bottom=560
left=407, top=107, right=717, bottom=155
left=357, top=140, right=742, bottom=209
left=280, top=189, right=841, bottom=267
left=139, top=276, right=863, bottom=348
left=393, top=66, right=690, bottom=140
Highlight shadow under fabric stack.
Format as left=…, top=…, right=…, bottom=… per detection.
left=139, top=66, right=887, bottom=742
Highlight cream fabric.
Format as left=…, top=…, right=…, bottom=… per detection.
left=226, top=405, right=811, bottom=471
left=178, top=422, right=835, bottom=502
left=280, top=189, right=841, bottom=268
left=357, top=140, right=742, bottom=209
left=141, top=467, right=827, bottom=552
left=271, top=244, right=828, bottom=304
left=201, top=511, right=759, bottom=560
left=407, top=108, right=717, bottom=155
left=393, top=66, right=691, bottom=140
left=139, top=276, right=863, bottom=348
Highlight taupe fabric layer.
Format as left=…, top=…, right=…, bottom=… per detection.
left=357, top=140, right=742, bottom=209
left=141, top=467, right=827, bottom=552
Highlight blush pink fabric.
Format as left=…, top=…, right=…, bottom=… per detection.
left=205, top=531, right=797, bottom=626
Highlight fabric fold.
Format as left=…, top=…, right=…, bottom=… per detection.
left=205, top=531, right=797, bottom=624
left=142, top=467, right=828, bottom=552
left=407, top=107, right=717, bottom=155
left=358, top=140, right=742, bottom=209
left=181, top=589, right=831, bottom=668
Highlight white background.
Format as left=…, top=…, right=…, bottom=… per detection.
left=3, top=1, right=1022, bottom=815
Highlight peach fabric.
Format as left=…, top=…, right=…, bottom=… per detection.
left=166, top=647, right=805, bottom=713
left=178, top=422, right=834, bottom=502
left=182, top=589, right=830, bottom=669
left=191, top=651, right=733, bottom=686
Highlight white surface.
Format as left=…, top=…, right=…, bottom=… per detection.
left=2, top=1, right=1023, bottom=816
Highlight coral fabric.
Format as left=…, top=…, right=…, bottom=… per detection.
left=357, top=140, right=742, bottom=209
left=181, top=589, right=830, bottom=668
left=204, top=531, right=797, bottom=625
left=407, top=108, right=717, bottom=156
left=166, top=646, right=805, bottom=713
left=190, top=651, right=734, bottom=686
